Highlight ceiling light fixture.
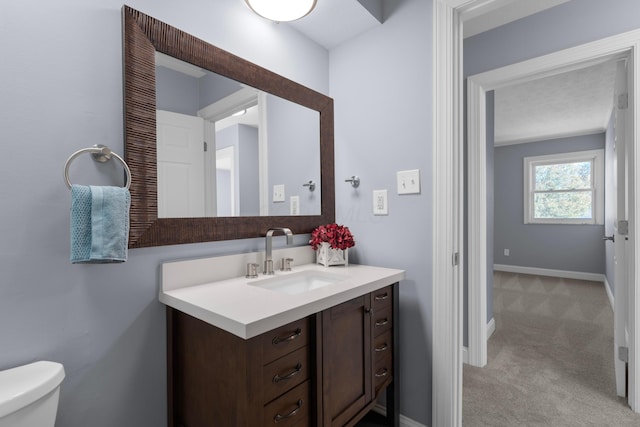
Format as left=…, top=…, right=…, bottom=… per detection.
left=245, top=0, right=317, bottom=22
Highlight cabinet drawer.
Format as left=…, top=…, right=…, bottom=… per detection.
left=372, top=286, right=392, bottom=309
left=373, top=330, right=392, bottom=360
left=263, top=346, right=310, bottom=404
left=372, top=305, right=392, bottom=336
left=261, top=317, right=311, bottom=363
left=373, top=330, right=392, bottom=394
left=263, top=380, right=310, bottom=426
left=374, top=354, right=392, bottom=393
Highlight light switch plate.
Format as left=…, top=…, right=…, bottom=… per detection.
left=273, top=184, right=285, bottom=202
left=373, top=190, right=388, bottom=215
left=290, top=196, right=300, bottom=215
left=397, top=169, right=421, bottom=194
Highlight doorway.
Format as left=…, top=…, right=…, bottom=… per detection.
left=465, top=25, right=639, bottom=413
left=432, top=1, right=640, bottom=425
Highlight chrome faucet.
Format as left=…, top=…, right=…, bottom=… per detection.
left=264, top=227, right=293, bottom=275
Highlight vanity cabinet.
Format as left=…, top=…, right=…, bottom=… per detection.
left=319, top=285, right=397, bottom=427
left=167, top=283, right=398, bottom=427
left=168, top=313, right=313, bottom=426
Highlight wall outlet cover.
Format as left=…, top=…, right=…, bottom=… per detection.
left=397, top=169, right=421, bottom=194
left=273, top=184, right=285, bottom=202
left=373, top=189, right=388, bottom=215
left=290, top=196, right=300, bottom=215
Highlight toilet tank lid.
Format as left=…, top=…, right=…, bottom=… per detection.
left=0, top=361, right=65, bottom=418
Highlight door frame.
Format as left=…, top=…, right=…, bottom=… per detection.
left=434, top=0, right=640, bottom=424
left=466, top=22, right=640, bottom=410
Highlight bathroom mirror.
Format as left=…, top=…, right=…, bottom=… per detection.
left=123, top=6, right=335, bottom=248
left=155, top=53, right=321, bottom=218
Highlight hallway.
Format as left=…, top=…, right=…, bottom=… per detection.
left=462, top=272, right=638, bottom=426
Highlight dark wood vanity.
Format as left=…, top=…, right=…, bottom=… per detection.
left=166, top=284, right=399, bottom=427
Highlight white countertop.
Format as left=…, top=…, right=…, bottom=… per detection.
left=160, top=249, right=405, bottom=339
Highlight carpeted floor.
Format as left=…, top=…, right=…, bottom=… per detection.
left=462, top=272, right=640, bottom=426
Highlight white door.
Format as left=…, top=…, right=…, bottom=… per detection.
left=156, top=110, right=205, bottom=218
left=613, top=58, right=630, bottom=398
left=215, top=146, right=235, bottom=216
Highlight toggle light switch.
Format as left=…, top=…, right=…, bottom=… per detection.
left=273, top=184, right=285, bottom=202
left=397, top=169, right=421, bottom=194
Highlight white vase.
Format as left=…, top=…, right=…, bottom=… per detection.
left=316, top=242, right=348, bottom=267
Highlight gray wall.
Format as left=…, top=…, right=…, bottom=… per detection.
left=267, top=93, right=321, bottom=216
left=464, top=0, right=640, bottom=77
left=156, top=66, right=243, bottom=115
left=216, top=124, right=261, bottom=216
left=0, top=1, right=327, bottom=426
left=494, top=134, right=606, bottom=273
left=156, top=66, right=200, bottom=116
left=330, top=0, right=433, bottom=422
left=237, top=125, right=260, bottom=216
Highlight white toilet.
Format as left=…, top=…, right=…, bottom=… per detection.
left=0, top=361, right=65, bottom=427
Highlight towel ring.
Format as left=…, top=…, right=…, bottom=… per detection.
left=64, top=144, right=132, bottom=190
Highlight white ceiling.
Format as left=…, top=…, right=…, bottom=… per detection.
left=281, top=0, right=617, bottom=148
left=494, top=59, right=618, bottom=146
left=286, top=0, right=382, bottom=50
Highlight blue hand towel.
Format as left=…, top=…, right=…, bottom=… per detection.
left=71, top=185, right=130, bottom=263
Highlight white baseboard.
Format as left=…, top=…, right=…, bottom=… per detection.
left=603, top=275, right=615, bottom=310
left=494, top=264, right=605, bottom=283
left=373, top=404, right=428, bottom=427
left=463, top=317, right=495, bottom=365
left=486, top=317, right=496, bottom=339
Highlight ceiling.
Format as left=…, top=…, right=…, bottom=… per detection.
left=282, top=0, right=616, bottom=147
left=494, top=59, right=619, bottom=146
left=286, top=0, right=382, bottom=50
left=285, top=0, right=572, bottom=50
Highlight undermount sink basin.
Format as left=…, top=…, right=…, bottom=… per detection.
left=250, top=270, right=346, bottom=295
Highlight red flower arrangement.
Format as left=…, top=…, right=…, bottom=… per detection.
left=309, top=223, right=355, bottom=251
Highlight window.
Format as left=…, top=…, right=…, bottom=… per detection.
left=524, top=149, right=604, bottom=225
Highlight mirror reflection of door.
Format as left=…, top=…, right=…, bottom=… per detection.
left=215, top=146, right=235, bottom=216
left=156, top=110, right=205, bottom=218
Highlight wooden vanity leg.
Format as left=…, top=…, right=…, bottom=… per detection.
left=387, top=282, right=400, bottom=427
left=166, top=307, right=175, bottom=427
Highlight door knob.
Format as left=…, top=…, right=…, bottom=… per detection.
left=603, top=235, right=615, bottom=242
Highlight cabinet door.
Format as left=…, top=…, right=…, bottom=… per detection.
left=322, top=295, right=372, bottom=426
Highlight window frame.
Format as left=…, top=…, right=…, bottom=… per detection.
left=523, top=149, right=604, bottom=225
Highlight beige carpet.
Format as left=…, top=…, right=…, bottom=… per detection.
left=462, top=272, right=640, bottom=426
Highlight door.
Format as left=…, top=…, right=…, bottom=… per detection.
left=613, top=58, right=630, bottom=398
left=156, top=110, right=205, bottom=218
left=215, top=146, right=235, bottom=216
left=321, top=296, right=372, bottom=426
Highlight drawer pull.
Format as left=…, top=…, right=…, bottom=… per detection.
left=374, top=343, right=389, bottom=352
left=375, top=292, right=389, bottom=301
left=375, top=368, right=389, bottom=378
left=272, top=328, right=302, bottom=345
left=273, top=363, right=303, bottom=383
left=375, top=318, right=389, bottom=327
left=274, top=399, right=303, bottom=423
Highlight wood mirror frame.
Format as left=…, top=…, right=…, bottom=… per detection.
left=122, top=6, right=335, bottom=248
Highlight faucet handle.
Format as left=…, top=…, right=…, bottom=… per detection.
left=280, top=258, right=294, bottom=271
left=264, top=259, right=274, bottom=275
left=245, top=263, right=259, bottom=278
